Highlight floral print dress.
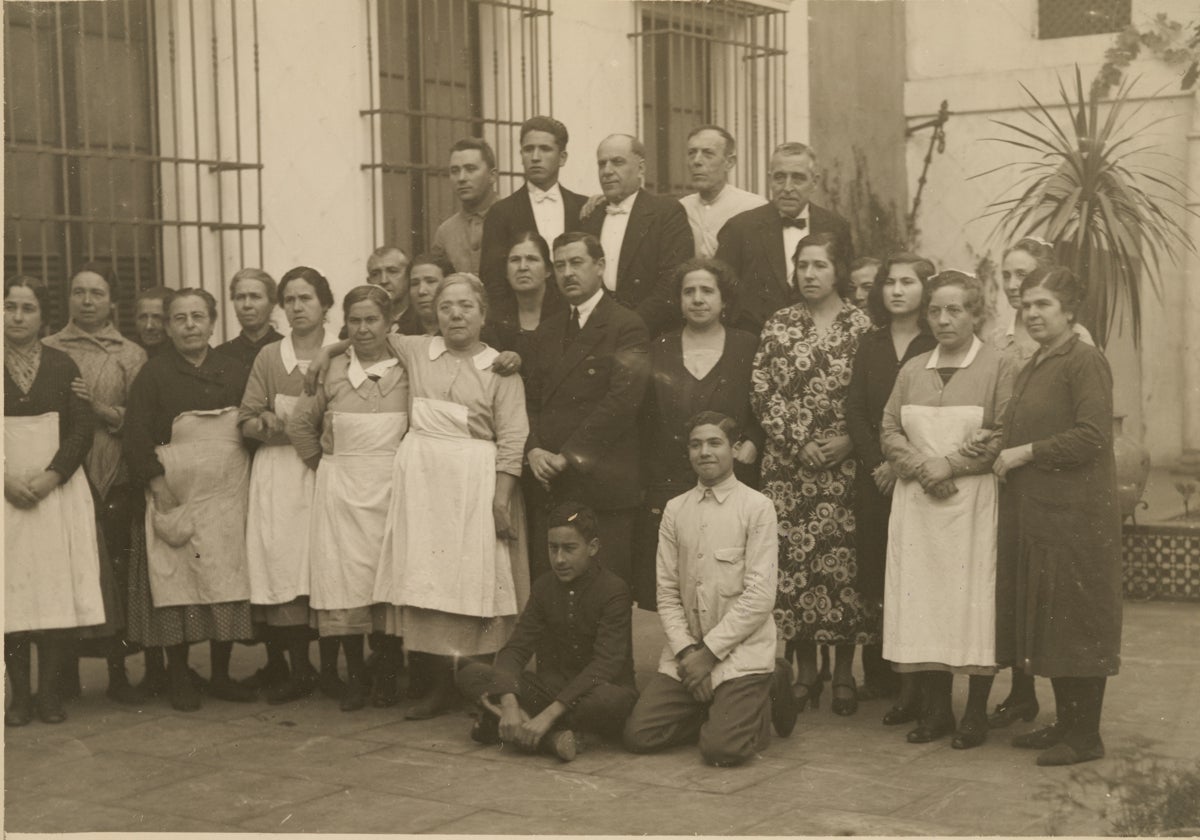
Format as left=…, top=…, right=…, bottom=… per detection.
left=751, top=301, right=873, bottom=644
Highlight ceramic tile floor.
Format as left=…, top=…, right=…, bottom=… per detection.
left=4, top=600, right=1197, bottom=835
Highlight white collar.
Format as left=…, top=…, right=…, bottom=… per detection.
left=698, top=184, right=731, bottom=207
left=926, top=334, right=983, bottom=369
left=570, top=287, right=605, bottom=327
left=1005, top=310, right=1019, bottom=337
left=427, top=335, right=499, bottom=370
left=347, top=345, right=399, bottom=388
left=608, top=190, right=639, bottom=213
left=280, top=328, right=337, bottom=374
left=528, top=182, right=562, bottom=202
left=691, top=471, right=739, bottom=503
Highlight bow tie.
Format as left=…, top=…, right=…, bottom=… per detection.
left=605, top=204, right=629, bottom=216
left=781, top=215, right=807, bottom=230
left=531, top=190, right=558, bottom=204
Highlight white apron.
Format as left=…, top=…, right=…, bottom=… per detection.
left=4, top=413, right=106, bottom=633
left=145, top=407, right=251, bottom=607
left=883, top=404, right=998, bottom=668
left=246, top=394, right=315, bottom=605
left=375, top=397, right=517, bottom=618
left=308, top=411, right=407, bottom=610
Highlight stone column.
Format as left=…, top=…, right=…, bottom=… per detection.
left=1178, top=87, right=1200, bottom=475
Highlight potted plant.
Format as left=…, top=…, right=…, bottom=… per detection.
left=975, top=66, right=1192, bottom=349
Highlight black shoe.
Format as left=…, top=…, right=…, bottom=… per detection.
left=770, top=659, right=799, bottom=737
left=266, top=674, right=317, bottom=705
left=340, top=676, right=368, bottom=712
left=207, top=677, right=257, bottom=703
left=831, top=677, right=858, bottom=717
left=370, top=671, right=400, bottom=708
left=988, top=696, right=1039, bottom=729
left=1012, top=722, right=1066, bottom=750
left=882, top=702, right=920, bottom=726
left=470, top=714, right=501, bottom=745
left=951, top=711, right=988, bottom=750
left=907, top=715, right=954, bottom=743
left=139, top=668, right=170, bottom=698
left=1036, top=737, right=1104, bottom=766
left=5, top=696, right=33, bottom=727
left=169, top=672, right=202, bottom=712
left=318, top=672, right=346, bottom=701
left=36, top=692, right=67, bottom=724
left=543, top=729, right=577, bottom=762
left=239, top=663, right=288, bottom=692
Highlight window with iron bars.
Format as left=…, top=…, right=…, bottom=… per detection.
left=363, top=0, right=553, bottom=256
left=1037, top=0, right=1131, bottom=39
left=633, top=0, right=786, bottom=198
left=3, top=0, right=264, bottom=338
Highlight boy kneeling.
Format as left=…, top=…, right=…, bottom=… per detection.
left=623, top=411, right=795, bottom=766
left=456, top=503, right=638, bottom=761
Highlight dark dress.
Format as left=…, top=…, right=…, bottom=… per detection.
left=4, top=347, right=93, bottom=486
left=844, top=327, right=936, bottom=603
left=997, top=335, right=1121, bottom=677
left=122, top=346, right=255, bottom=646
left=215, top=326, right=283, bottom=368
left=633, top=328, right=764, bottom=608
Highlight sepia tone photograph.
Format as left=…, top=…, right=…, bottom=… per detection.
left=3, top=0, right=1199, bottom=835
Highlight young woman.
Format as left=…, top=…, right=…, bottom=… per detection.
left=844, top=253, right=937, bottom=710
left=5, top=275, right=104, bottom=725
left=751, top=232, right=872, bottom=716
left=239, top=267, right=339, bottom=703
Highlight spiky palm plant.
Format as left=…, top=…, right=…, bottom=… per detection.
left=976, top=66, right=1193, bottom=348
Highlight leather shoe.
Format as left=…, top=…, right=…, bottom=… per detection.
left=340, top=676, right=368, bottom=712
left=1011, top=722, right=1066, bottom=750
left=36, top=693, right=67, bottom=724
left=1037, top=737, right=1104, bottom=766
left=770, top=659, right=799, bottom=737
left=318, top=672, right=346, bottom=701
left=988, top=696, right=1039, bottom=729
left=5, top=696, right=33, bottom=727
left=951, top=712, right=988, bottom=750
left=207, top=677, right=257, bottom=703
left=882, top=702, right=920, bottom=726
left=470, top=715, right=501, bottom=745
left=544, top=729, right=577, bottom=762
left=266, top=674, right=317, bottom=705
left=907, top=715, right=954, bottom=743
left=831, top=677, right=858, bottom=717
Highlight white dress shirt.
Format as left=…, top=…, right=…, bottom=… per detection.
left=679, top=184, right=767, bottom=258
left=655, top=473, right=779, bottom=689
left=782, top=204, right=812, bottom=291
left=528, top=182, right=565, bottom=245
left=600, top=191, right=638, bottom=292
left=571, top=286, right=605, bottom=330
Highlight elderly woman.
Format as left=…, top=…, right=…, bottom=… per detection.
left=844, top=253, right=937, bottom=711
left=880, top=270, right=1015, bottom=748
left=5, top=275, right=103, bottom=725
left=636, top=256, right=762, bottom=609
left=488, top=231, right=565, bottom=357
left=123, top=288, right=256, bottom=712
left=288, top=284, right=409, bottom=712
left=217, top=268, right=283, bottom=367
left=43, top=262, right=150, bottom=704
left=373, top=273, right=530, bottom=720
left=751, top=231, right=872, bottom=716
left=239, top=267, right=339, bottom=704
left=991, top=267, right=1120, bottom=766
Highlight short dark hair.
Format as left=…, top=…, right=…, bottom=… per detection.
left=342, top=283, right=392, bottom=320
left=686, top=124, right=736, bottom=156
left=547, top=502, right=599, bottom=544
left=279, top=266, right=335, bottom=310
left=600, top=133, right=646, bottom=160
left=672, top=256, right=738, bottom=316
left=1020, top=266, right=1084, bottom=323
left=166, top=287, right=219, bottom=321
left=849, top=257, right=882, bottom=275
left=229, top=268, right=277, bottom=304
left=925, top=270, right=985, bottom=320
left=508, top=230, right=552, bottom=271
left=866, top=252, right=937, bottom=327
left=520, top=116, right=568, bottom=151
left=135, top=285, right=173, bottom=306
left=685, top=410, right=740, bottom=445
left=553, top=231, right=604, bottom=262
left=410, top=253, right=455, bottom=278
left=450, top=136, right=496, bottom=170
left=5, top=274, right=53, bottom=321
left=72, top=260, right=119, bottom=296
left=792, top=232, right=849, bottom=298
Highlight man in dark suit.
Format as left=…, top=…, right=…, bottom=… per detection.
left=525, top=232, right=650, bottom=589
left=480, top=116, right=587, bottom=321
left=580, top=134, right=694, bottom=336
left=714, top=142, right=853, bottom=333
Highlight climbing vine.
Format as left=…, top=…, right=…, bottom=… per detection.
left=1092, top=13, right=1200, bottom=98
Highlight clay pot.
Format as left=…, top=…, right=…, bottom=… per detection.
left=1112, top=415, right=1150, bottom=518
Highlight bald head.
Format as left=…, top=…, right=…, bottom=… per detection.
left=597, top=134, right=645, bottom=203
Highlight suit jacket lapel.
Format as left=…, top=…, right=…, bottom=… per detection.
left=543, top=295, right=610, bottom=400
left=757, top=209, right=791, bottom=300
left=513, top=185, right=537, bottom=233
left=617, top=191, right=651, bottom=286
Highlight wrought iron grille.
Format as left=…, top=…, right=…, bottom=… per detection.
left=362, top=0, right=553, bottom=255
left=632, top=0, right=786, bottom=198
left=3, top=0, right=264, bottom=337
left=1037, top=0, right=1130, bottom=39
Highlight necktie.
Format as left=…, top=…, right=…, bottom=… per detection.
left=781, top=215, right=807, bottom=229
left=532, top=190, right=557, bottom=204
left=564, top=306, right=581, bottom=345
left=605, top=204, right=628, bottom=216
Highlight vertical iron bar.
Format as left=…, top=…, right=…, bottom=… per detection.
left=122, top=0, right=143, bottom=292
left=210, top=0, right=228, bottom=334
left=252, top=0, right=263, bottom=263
left=187, top=0, right=205, bottom=285
left=230, top=0, right=245, bottom=266
left=546, top=0, right=553, bottom=112
left=76, top=4, right=96, bottom=259
left=168, top=0, right=185, bottom=286
left=366, top=0, right=378, bottom=249
left=53, top=4, right=74, bottom=279
left=145, top=0, right=164, bottom=287
left=101, top=3, right=119, bottom=279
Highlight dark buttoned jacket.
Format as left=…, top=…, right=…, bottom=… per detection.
left=524, top=293, right=650, bottom=510
left=714, top=202, right=853, bottom=333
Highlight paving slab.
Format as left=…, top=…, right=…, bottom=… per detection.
left=237, top=787, right=477, bottom=834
